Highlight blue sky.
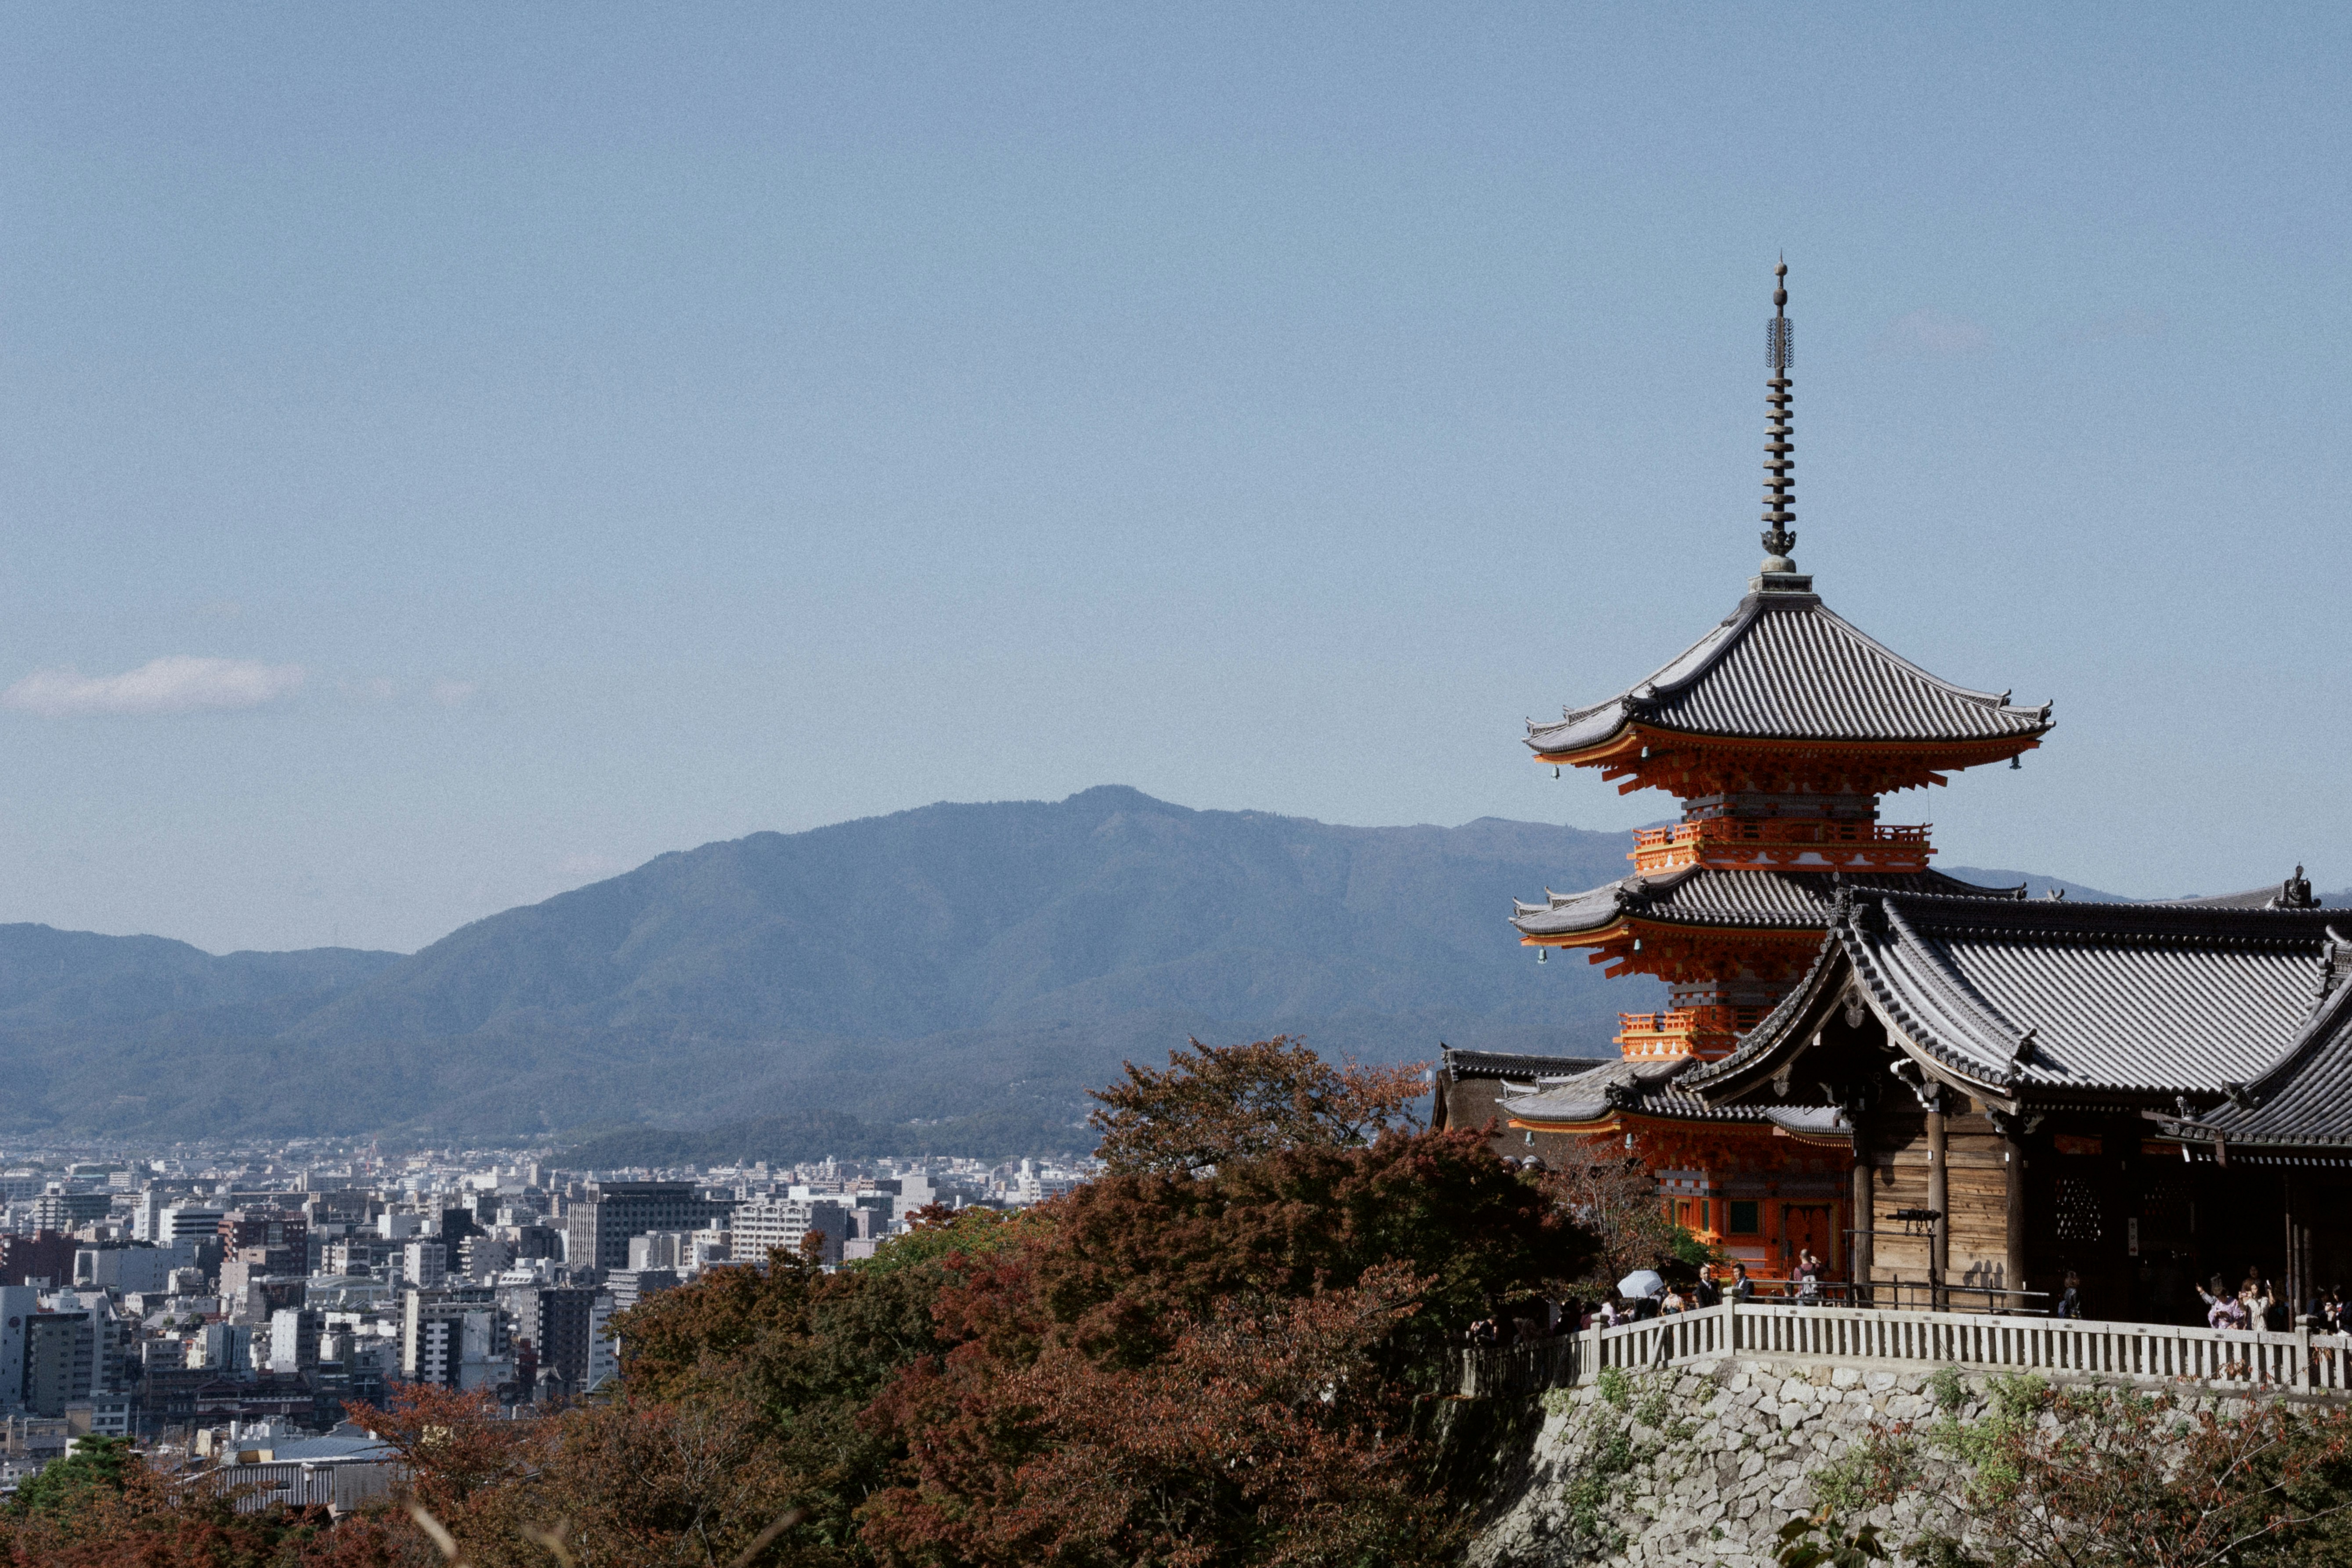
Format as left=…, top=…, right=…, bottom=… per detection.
left=1, top=5, right=2345, bottom=954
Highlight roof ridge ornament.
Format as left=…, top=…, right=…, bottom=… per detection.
left=1753, top=258, right=1811, bottom=595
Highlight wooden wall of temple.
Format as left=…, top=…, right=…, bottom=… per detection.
left=1860, top=1102, right=2352, bottom=1322
left=1862, top=1102, right=2017, bottom=1304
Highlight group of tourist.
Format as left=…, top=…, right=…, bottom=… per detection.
left=2195, top=1270, right=2352, bottom=1334
left=1561, top=1250, right=1839, bottom=1334
left=1464, top=1260, right=2352, bottom=1347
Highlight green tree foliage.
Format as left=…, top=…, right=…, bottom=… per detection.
left=1775, top=1508, right=1889, bottom=1568
left=6, top=1435, right=133, bottom=1518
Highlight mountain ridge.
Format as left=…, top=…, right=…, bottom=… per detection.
left=0, top=788, right=2327, bottom=1149
left=0, top=788, right=1651, bottom=1142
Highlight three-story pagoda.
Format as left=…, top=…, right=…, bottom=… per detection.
left=1513, top=264, right=2055, bottom=1062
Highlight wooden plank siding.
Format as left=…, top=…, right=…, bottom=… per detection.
left=1865, top=1107, right=2018, bottom=1297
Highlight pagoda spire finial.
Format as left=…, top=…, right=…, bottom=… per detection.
left=1756, top=258, right=1806, bottom=591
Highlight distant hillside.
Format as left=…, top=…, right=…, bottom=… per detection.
left=0, top=925, right=398, bottom=1029
left=0, top=788, right=1652, bottom=1145
left=1, top=791, right=2323, bottom=1152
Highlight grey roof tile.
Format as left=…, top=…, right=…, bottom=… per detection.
left=1511, top=865, right=2023, bottom=938
left=1440, top=1047, right=1615, bottom=1081
left=1528, top=590, right=2053, bottom=754
left=1500, top=1056, right=1776, bottom=1125
left=2190, top=939, right=2352, bottom=1146
left=1687, top=892, right=2343, bottom=1100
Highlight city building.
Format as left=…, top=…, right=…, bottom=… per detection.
left=565, top=1183, right=731, bottom=1275
left=30, top=1193, right=113, bottom=1233
left=0, top=1286, right=39, bottom=1414
left=22, top=1314, right=94, bottom=1418
left=731, top=1198, right=856, bottom=1266
left=161, top=1206, right=227, bottom=1246
left=0, top=1234, right=76, bottom=1290
left=267, top=1307, right=323, bottom=1373
left=219, top=1207, right=308, bottom=1257
left=401, top=1288, right=512, bottom=1391
left=506, top=1285, right=597, bottom=1395
left=403, top=1240, right=448, bottom=1290
left=603, top=1268, right=679, bottom=1311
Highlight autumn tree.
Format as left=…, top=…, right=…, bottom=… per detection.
left=1884, top=1375, right=2352, bottom=1568
left=854, top=1120, right=1578, bottom=1567
left=1032, top=1126, right=1575, bottom=1371
left=861, top=1262, right=1462, bottom=1568
left=1088, top=1036, right=1427, bottom=1174
left=1540, top=1135, right=1714, bottom=1298
left=0, top=1455, right=357, bottom=1568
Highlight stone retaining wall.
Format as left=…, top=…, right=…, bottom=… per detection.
left=1469, top=1356, right=1975, bottom=1568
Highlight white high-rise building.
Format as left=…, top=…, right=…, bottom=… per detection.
left=403, top=1241, right=448, bottom=1290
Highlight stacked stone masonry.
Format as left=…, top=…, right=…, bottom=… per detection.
left=1470, top=1357, right=1978, bottom=1568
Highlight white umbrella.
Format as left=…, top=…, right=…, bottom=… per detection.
left=1618, top=1268, right=1665, bottom=1300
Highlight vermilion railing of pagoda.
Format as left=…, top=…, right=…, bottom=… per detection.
left=1445, top=1301, right=2352, bottom=1399
left=1629, top=819, right=1934, bottom=874
left=1613, top=1007, right=1741, bottom=1061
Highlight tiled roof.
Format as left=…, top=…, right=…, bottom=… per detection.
left=1687, top=891, right=2343, bottom=1101
left=1500, top=1057, right=1778, bottom=1126
left=1511, top=865, right=2022, bottom=939
left=1440, top=1047, right=1615, bottom=1082
left=1527, top=590, right=2053, bottom=756
left=2189, top=939, right=2352, bottom=1147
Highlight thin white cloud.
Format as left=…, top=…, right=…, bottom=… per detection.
left=1875, top=308, right=1991, bottom=358
left=1, top=656, right=306, bottom=717
left=430, top=679, right=477, bottom=708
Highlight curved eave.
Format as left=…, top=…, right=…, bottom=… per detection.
left=1514, top=917, right=1632, bottom=948
left=1504, top=1109, right=1787, bottom=1136
left=1680, top=922, right=2017, bottom=1109
left=1532, top=722, right=2051, bottom=770
left=1504, top=1111, right=1626, bottom=1135
left=1514, top=915, right=1828, bottom=947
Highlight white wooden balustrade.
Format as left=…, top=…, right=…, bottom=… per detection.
left=1447, top=1301, right=2352, bottom=1397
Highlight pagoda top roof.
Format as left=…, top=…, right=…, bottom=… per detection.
left=1526, top=587, right=2054, bottom=760
left=1511, top=864, right=2022, bottom=940
left=1687, top=887, right=2343, bottom=1106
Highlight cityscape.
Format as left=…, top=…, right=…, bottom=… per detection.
left=0, top=1139, right=1085, bottom=1498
